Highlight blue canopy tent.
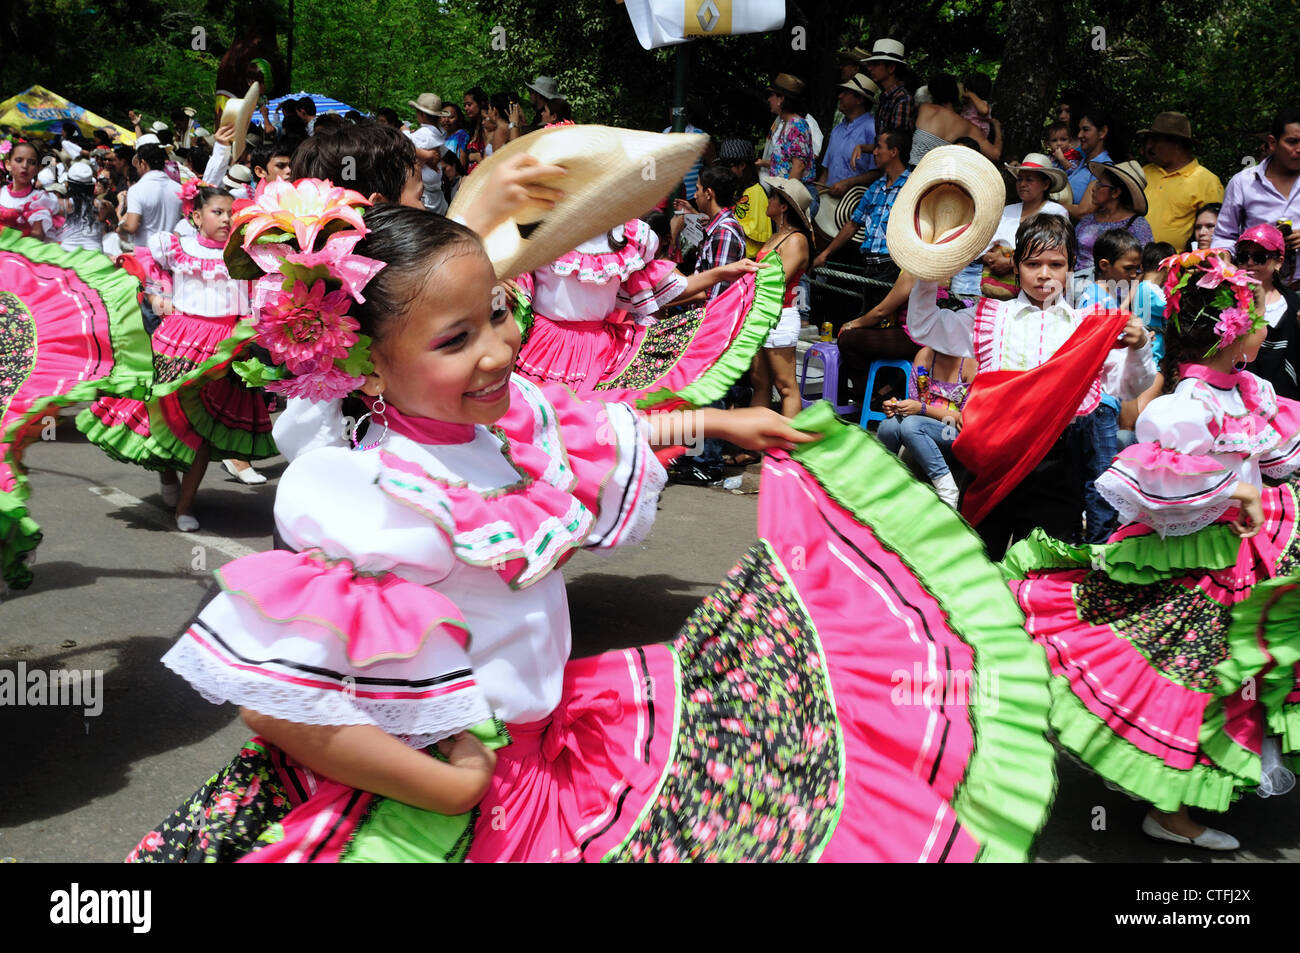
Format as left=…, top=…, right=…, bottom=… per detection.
left=253, top=91, right=364, bottom=128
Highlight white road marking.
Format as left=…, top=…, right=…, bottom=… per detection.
left=88, top=486, right=258, bottom=561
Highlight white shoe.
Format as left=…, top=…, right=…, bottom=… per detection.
left=1141, top=813, right=1239, bottom=851
left=160, top=479, right=179, bottom=507
left=222, top=459, right=267, bottom=485
left=175, top=513, right=200, bottom=533
left=931, top=471, right=960, bottom=509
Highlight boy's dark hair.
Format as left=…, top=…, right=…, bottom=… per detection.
left=135, top=144, right=167, bottom=170
left=291, top=122, right=417, bottom=202
left=1045, top=121, right=1070, bottom=137
left=1141, top=241, right=1176, bottom=273
left=312, top=113, right=345, bottom=135
left=696, top=164, right=737, bottom=207
left=953, top=136, right=980, bottom=151
left=297, top=96, right=317, bottom=117
left=350, top=205, right=484, bottom=350
left=1093, top=228, right=1142, bottom=270
left=1014, top=212, right=1077, bottom=270
left=251, top=137, right=298, bottom=175
left=375, top=107, right=401, bottom=127
left=112, top=144, right=134, bottom=163
left=344, top=110, right=362, bottom=123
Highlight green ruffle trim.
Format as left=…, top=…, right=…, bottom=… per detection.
left=148, top=320, right=258, bottom=400
left=635, top=252, right=785, bottom=410
left=0, top=489, right=41, bottom=590
left=1218, top=577, right=1300, bottom=728
left=512, top=285, right=534, bottom=349
left=1270, top=704, right=1300, bottom=756
left=340, top=718, right=511, bottom=863
left=0, top=231, right=154, bottom=589
left=74, top=407, right=173, bottom=473
left=1048, top=677, right=1250, bottom=813
left=787, top=401, right=1058, bottom=863
left=1000, top=525, right=1241, bottom=586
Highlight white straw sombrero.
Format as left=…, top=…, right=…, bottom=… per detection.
left=885, top=145, right=1005, bottom=281
left=219, top=81, right=262, bottom=160
left=449, top=124, right=707, bottom=279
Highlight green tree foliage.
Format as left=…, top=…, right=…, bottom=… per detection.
left=1, top=0, right=1295, bottom=184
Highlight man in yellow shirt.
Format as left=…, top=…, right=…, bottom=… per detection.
left=1140, top=112, right=1224, bottom=248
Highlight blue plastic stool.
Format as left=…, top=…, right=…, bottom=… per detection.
left=859, top=359, right=913, bottom=427
left=799, top=342, right=856, bottom=416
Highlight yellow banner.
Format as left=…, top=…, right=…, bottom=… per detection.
left=683, top=0, right=733, bottom=36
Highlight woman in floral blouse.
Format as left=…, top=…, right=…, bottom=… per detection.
left=759, top=74, right=817, bottom=188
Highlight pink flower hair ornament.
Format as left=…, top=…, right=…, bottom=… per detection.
left=223, top=177, right=384, bottom=402
left=1159, top=248, right=1265, bottom=359
left=180, top=178, right=210, bottom=216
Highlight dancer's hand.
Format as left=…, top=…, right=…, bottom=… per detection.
left=701, top=406, right=820, bottom=453
left=438, top=731, right=497, bottom=805
left=213, top=124, right=235, bottom=148
left=1118, top=314, right=1148, bottom=349
left=457, top=153, right=567, bottom=240
left=1229, top=483, right=1263, bottom=538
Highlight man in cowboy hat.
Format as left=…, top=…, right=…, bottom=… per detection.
left=813, top=130, right=911, bottom=282
left=406, top=92, right=452, bottom=213
left=1139, top=111, right=1224, bottom=248
left=815, top=73, right=882, bottom=200
left=525, top=75, right=562, bottom=133
left=830, top=45, right=870, bottom=125
left=863, top=38, right=916, bottom=136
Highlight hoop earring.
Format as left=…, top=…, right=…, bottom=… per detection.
left=1234, top=358, right=1248, bottom=372
left=351, top=394, right=390, bottom=450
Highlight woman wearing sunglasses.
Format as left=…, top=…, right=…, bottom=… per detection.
left=1239, top=223, right=1300, bottom=399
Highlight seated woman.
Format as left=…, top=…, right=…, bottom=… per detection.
left=1073, top=160, right=1153, bottom=287
left=979, top=153, right=1071, bottom=298
left=876, top=344, right=976, bottom=507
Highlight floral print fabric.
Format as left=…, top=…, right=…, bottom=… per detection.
left=768, top=118, right=817, bottom=184
left=607, top=543, right=843, bottom=862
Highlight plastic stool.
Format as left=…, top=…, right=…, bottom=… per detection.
left=859, top=359, right=913, bottom=427
left=798, top=342, right=856, bottom=416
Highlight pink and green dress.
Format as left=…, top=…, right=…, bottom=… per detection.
left=126, top=378, right=1057, bottom=863
left=76, top=231, right=276, bottom=471
left=513, top=219, right=782, bottom=409
left=1003, top=365, right=1300, bottom=812
left=0, top=227, right=153, bottom=589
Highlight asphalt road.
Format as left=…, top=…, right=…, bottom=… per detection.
left=1, top=420, right=1297, bottom=863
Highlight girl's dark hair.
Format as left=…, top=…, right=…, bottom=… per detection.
left=1159, top=281, right=1229, bottom=393
left=1188, top=202, right=1222, bottom=251
left=291, top=123, right=417, bottom=202
left=489, top=92, right=513, bottom=118
left=443, top=103, right=465, bottom=130
left=1014, top=212, right=1077, bottom=270
left=642, top=210, right=671, bottom=251
left=768, top=189, right=813, bottom=248
left=350, top=204, right=484, bottom=348
left=1141, top=241, right=1175, bottom=273
left=929, top=74, right=960, bottom=107
left=1093, top=227, right=1142, bottom=271
left=545, top=99, right=572, bottom=123
left=66, top=179, right=98, bottom=229
left=9, top=140, right=39, bottom=162
left=963, top=72, right=991, bottom=100
left=192, top=185, right=231, bottom=213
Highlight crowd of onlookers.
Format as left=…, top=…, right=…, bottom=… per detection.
left=2, top=38, right=1297, bottom=545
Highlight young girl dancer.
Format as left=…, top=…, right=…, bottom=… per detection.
left=1004, top=249, right=1300, bottom=849
left=1, top=142, right=57, bottom=240
left=77, top=185, right=275, bottom=531
left=128, top=181, right=1059, bottom=863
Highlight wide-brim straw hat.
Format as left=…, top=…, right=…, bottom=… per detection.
left=863, top=39, right=908, bottom=66
left=1087, top=159, right=1148, bottom=216
left=758, top=174, right=813, bottom=235
left=813, top=185, right=867, bottom=245
left=525, top=76, right=560, bottom=100
left=408, top=93, right=451, bottom=119
left=449, top=124, right=707, bottom=279
left=886, top=145, right=1005, bottom=281
left=1005, top=153, right=1069, bottom=194
left=219, top=81, right=262, bottom=160
left=1137, top=111, right=1194, bottom=142
left=767, top=73, right=806, bottom=97
left=837, top=73, right=880, bottom=103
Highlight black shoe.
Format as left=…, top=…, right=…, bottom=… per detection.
left=668, top=462, right=723, bottom=486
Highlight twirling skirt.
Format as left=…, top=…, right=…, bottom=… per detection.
left=127, top=403, right=1058, bottom=863
left=1003, top=480, right=1300, bottom=813
left=0, top=228, right=153, bottom=589
left=77, top=311, right=275, bottom=472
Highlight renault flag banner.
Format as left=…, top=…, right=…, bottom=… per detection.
left=0, top=85, right=135, bottom=144
left=622, top=0, right=785, bottom=50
